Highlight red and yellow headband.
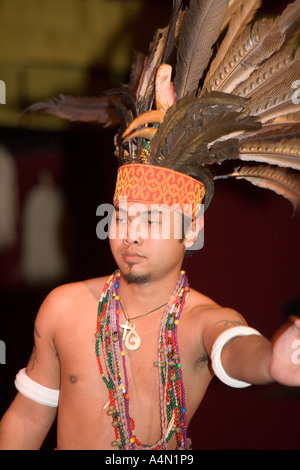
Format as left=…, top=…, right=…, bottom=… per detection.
left=113, top=164, right=205, bottom=219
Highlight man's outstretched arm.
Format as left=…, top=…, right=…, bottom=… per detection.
left=207, top=313, right=300, bottom=387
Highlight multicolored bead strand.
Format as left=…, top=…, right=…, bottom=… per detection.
left=95, top=270, right=190, bottom=450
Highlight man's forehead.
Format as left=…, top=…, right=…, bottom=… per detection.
left=115, top=200, right=177, bottom=216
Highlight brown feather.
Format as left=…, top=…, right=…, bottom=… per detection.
left=204, top=0, right=262, bottom=86
left=220, top=0, right=244, bottom=30
left=202, top=18, right=285, bottom=94
left=238, top=138, right=300, bottom=170
left=240, top=121, right=300, bottom=141
left=126, top=51, right=146, bottom=92
left=174, top=0, right=230, bottom=98
left=272, top=112, right=300, bottom=125
left=232, top=46, right=298, bottom=99
left=272, top=0, right=300, bottom=47
left=136, top=1, right=185, bottom=109
left=219, top=164, right=300, bottom=210
left=161, top=0, right=184, bottom=63
left=248, top=71, right=300, bottom=123
left=203, top=0, right=300, bottom=95
left=150, top=90, right=248, bottom=159
left=19, top=94, right=122, bottom=128
left=136, top=26, right=169, bottom=111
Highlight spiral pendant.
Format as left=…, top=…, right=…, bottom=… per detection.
left=124, top=323, right=141, bottom=350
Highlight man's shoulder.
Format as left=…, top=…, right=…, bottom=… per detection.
left=185, top=288, right=246, bottom=352
left=188, top=287, right=242, bottom=321
left=38, top=275, right=110, bottom=316
left=188, top=287, right=221, bottom=312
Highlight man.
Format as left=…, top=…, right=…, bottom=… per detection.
left=0, top=163, right=300, bottom=450
left=1, top=0, right=300, bottom=450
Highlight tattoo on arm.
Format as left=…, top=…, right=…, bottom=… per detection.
left=27, top=346, right=39, bottom=372
left=26, top=325, right=42, bottom=372
left=34, top=325, right=41, bottom=338
left=215, top=319, right=246, bottom=328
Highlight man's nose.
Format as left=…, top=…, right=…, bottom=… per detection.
left=124, top=219, right=143, bottom=245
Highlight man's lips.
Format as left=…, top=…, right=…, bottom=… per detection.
left=121, top=251, right=145, bottom=262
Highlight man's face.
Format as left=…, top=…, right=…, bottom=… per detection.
left=109, top=200, right=188, bottom=284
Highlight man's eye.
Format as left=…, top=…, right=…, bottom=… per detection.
left=116, top=217, right=127, bottom=224
left=147, top=218, right=160, bottom=226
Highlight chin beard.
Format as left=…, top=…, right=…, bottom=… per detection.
left=122, top=270, right=151, bottom=285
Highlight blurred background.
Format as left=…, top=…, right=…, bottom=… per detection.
left=0, top=0, right=299, bottom=450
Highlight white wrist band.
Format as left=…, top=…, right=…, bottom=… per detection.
left=211, top=326, right=262, bottom=388
left=15, top=368, right=59, bottom=407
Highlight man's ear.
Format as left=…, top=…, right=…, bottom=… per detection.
left=183, top=214, right=204, bottom=249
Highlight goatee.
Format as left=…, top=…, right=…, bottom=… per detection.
left=122, top=270, right=151, bottom=285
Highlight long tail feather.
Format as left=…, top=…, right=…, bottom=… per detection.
left=161, top=0, right=184, bottom=63
left=248, top=71, right=300, bottom=123
left=238, top=138, right=300, bottom=170
left=136, top=27, right=169, bottom=112
left=136, top=1, right=184, bottom=112
left=218, top=164, right=300, bottom=210
left=232, top=46, right=299, bottom=99
left=174, top=0, right=229, bottom=98
left=272, top=112, right=300, bottom=125
left=18, top=94, right=122, bottom=128
left=221, top=0, right=248, bottom=30
left=126, top=51, right=146, bottom=93
left=203, top=0, right=300, bottom=95
left=204, top=0, right=262, bottom=86
left=240, top=121, right=300, bottom=141
left=202, top=18, right=284, bottom=94
left=273, top=0, right=300, bottom=47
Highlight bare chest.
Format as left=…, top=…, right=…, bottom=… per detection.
left=54, top=297, right=208, bottom=403
left=53, top=296, right=211, bottom=449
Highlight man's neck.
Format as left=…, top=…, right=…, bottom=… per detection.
left=118, top=269, right=182, bottom=315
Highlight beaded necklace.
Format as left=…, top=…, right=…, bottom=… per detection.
left=95, top=270, right=190, bottom=450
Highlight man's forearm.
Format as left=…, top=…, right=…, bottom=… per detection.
left=0, top=394, right=56, bottom=450
left=0, top=409, right=41, bottom=449
left=221, top=334, right=273, bottom=385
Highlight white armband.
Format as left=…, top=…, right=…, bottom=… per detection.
left=15, top=368, right=59, bottom=407
left=211, top=326, right=262, bottom=388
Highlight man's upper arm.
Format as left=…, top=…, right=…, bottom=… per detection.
left=202, top=306, right=248, bottom=358
left=24, top=287, right=62, bottom=390
left=0, top=288, right=64, bottom=449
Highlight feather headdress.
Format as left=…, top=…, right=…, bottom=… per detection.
left=24, top=0, right=300, bottom=212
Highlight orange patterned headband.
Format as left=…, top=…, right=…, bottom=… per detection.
left=113, top=164, right=205, bottom=219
